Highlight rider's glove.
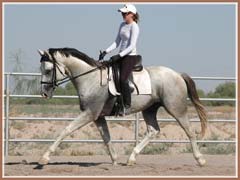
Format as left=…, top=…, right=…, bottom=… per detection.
left=99, top=51, right=107, bottom=61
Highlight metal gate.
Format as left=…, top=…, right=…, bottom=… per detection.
left=3, top=72, right=236, bottom=156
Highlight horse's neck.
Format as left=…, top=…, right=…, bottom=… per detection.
left=63, top=56, right=97, bottom=90
left=63, top=56, right=92, bottom=76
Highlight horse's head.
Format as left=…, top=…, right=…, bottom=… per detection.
left=38, top=49, right=67, bottom=98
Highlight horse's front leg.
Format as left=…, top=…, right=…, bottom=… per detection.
left=95, top=116, right=118, bottom=165
left=38, top=109, right=94, bottom=165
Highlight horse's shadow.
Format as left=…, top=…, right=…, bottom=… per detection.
left=5, top=161, right=110, bottom=170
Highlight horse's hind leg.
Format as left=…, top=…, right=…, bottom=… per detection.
left=164, top=105, right=206, bottom=166
left=127, top=103, right=160, bottom=166
left=38, top=110, right=93, bottom=165
left=95, top=116, right=117, bottom=165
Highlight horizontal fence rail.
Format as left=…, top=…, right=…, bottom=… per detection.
left=4, top=117, right=236, bottom=123
left=6, top=139, right=236, bottom=144
left=4, top=94, right=236, bottom=102
left=4, top=72, right=237, bottom=81
left=3, top=72, right=237, bottom=156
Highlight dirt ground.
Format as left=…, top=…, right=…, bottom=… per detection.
left=4, top=154, right=236, bottom=177
left=5, top=105, right=236, bottom=177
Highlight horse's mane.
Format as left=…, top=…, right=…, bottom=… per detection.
left=48, top=47, right=101, bottom=67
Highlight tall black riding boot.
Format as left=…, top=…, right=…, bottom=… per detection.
left=121, top=81, right=131, bottom=115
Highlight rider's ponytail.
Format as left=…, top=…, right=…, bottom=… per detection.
left=133, top=12, right=140, bottom=23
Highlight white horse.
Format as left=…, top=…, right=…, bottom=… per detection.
left=38, top=48, right=207, bottom=167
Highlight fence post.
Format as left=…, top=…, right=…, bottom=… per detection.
left=5, top=74, right=10, bottom=156
left=135, top=113, right=139, bottom=146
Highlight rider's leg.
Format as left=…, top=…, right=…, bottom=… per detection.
left=120, top=56, right=138, bottom=109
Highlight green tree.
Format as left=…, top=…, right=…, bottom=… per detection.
left=206, top=82, right=235, bottom=106
left=197, top=89, right=205, bottom=98
left=214, top=82, right=235, bottom=98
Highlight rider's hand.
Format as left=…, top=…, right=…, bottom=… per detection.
left=99, top=51, right=107, bottom=60
left=110, top=54, right=121, bottom=63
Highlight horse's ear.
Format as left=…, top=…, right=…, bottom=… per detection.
left=38, top=49, right=44, bottom=56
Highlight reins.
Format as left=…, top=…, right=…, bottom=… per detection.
left=56, top=66, right=101, bottom=86
left=40, top=55, right=104, bottom=88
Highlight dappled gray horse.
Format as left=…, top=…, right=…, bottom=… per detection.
left=38, top=48, right=207, bottom=167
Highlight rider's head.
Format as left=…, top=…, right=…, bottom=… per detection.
left=118, top=4, right=139, bottom=24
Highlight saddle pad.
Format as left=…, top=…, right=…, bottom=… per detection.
left=132, top=68, right=152, bottom=94
left=108, top=67, right=152, bottom=96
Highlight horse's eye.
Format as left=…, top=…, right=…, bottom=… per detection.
left=45, top=70, right=51, bottom=75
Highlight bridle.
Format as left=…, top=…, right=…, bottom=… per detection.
left=40, top=54, right=103, bottom=90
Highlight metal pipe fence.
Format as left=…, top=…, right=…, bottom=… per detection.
left=3, top=72, right=237, bottom=156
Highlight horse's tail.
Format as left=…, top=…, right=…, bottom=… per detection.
left=181, top=73, right=207, bottom=137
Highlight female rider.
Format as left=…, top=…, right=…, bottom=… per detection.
left=99, top=4, right=140, bottom=114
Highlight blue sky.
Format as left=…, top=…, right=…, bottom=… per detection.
left=4, top=3, right=236, bottom=92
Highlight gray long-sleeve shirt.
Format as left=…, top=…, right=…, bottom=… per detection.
left=105, top=21, right=139, bottom=57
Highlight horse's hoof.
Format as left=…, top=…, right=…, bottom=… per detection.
left=198, top=158, right=206, bottom=167
left=38, top=157, right=49, bottom=165
left=127, top=160, right=136, bottom=166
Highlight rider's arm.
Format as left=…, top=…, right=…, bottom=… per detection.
left=105, top=23, right=122, bottom=54
left=119, top=23, right=139, bottom=57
